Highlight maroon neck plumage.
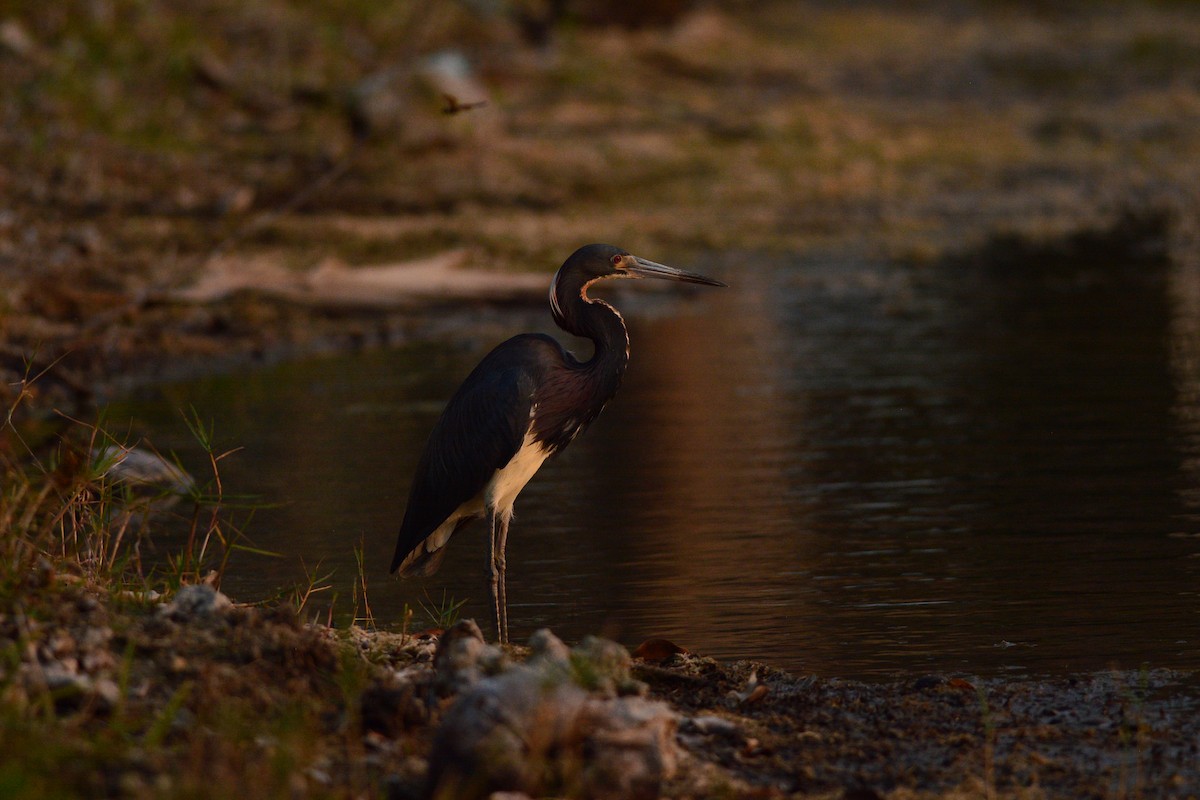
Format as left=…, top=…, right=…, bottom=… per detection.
left=541, top=264, right=631, bottom=448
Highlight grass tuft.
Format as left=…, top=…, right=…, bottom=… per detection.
left=419, top=588, right=467, bottom=630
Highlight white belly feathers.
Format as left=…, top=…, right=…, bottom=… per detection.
left=486, top=430, right=551, bottom=514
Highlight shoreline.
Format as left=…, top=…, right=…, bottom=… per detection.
left=6, top=570, right=1198, bottom=798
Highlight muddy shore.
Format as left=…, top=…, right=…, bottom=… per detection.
left=4, top=1, right=1200, bottom=797
left=7, top=578, right=1199, bottom=798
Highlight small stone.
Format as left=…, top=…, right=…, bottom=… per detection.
left=160, top=584, right=233, bottom=621
left=118, top=588, right=162, bottom=604
left=427, top=668, right=590, bottom=799
left=39, top=662, right=90, bottom=695
left=433, top=619, right=506, bottom=694
left=527, top=628, right=570, bottom=667
left=572, top=636, right=644, bottom=697
left=578, top=696, right=678, bottom=800
left=96, top=445, right=196, bottom=495
left=684, top=714, right=740, bottom=737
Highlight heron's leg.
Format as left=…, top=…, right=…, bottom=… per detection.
left=487, top=509, right=502, bottom=643
left=494, top=511, right=511, bottom=644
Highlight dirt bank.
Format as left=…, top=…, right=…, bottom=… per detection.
left=4, top=574, right=1196, bottom=799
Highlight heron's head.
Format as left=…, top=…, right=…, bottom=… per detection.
left=561, top=243, right=727, bottom=287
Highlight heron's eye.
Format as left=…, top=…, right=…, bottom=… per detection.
left=611, top=254, right=623, bottom=268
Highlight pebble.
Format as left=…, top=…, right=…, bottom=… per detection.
left=684, top=714, right=741, bottom=737
left=159, top=584, right=233, bottom=621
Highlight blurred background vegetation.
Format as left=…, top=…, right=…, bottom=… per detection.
left=3, top=0, right=1200, bottom=398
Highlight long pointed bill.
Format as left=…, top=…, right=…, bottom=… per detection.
left=628, top=256, right=727, bottom=287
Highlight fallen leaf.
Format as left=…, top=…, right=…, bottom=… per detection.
left=633, top=638, right=688, bottom=662
left=741, top=684, right=770, bottom=705
left=730, top=669, right=770, bottom=705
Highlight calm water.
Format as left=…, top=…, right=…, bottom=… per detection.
left=104, top=249, right=1200, bottom=679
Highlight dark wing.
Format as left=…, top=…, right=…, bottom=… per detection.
left=389, top=339, right=543, bottom=575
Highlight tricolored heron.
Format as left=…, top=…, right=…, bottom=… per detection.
left=389, top=243, right=725, bottom=643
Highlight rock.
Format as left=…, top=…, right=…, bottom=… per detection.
left=25, top=661, right=121, bottom=713
left=118, top=588, right=162, bottom=604
left=160, top=584, right=233, bottom=621
left=427, top=664, right=590, bottom=798
left=572, top=635, right=646, bottom=697
left=95, top=444, right=197, bottom=495
left=38, top=661, right=92, bottom=696
left=527, top=627, right=571, bottom=667
left=575, top=696, right=678, bottom=800
left=425, top=633, right=677, bottom=800
left=683, top=714, right=741, bottom=738
left=432, top=619, right=508, bottom=695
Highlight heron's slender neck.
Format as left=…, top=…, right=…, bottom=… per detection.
left=550, top=271, right=630, bottom=378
